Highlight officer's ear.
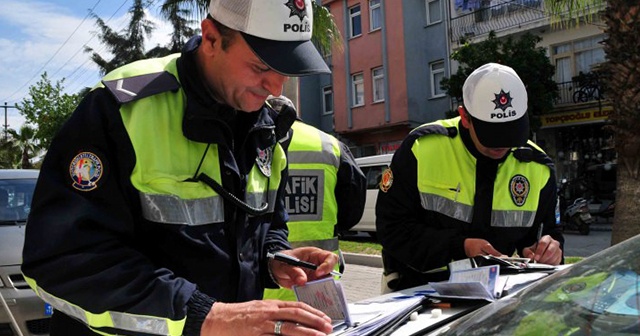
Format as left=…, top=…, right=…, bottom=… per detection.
left=459, top=106, right=471, bottom=129
left=201, top=18, right=221, bottom=55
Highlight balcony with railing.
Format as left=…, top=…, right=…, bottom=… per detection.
left=450, top=0, right=547, bottom=43
left=450, top=0, right=548, bottom=43
left=450, top=0, right=606, bottom=44
left=555, top=72, right=605, bottom=106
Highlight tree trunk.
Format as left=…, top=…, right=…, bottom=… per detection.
left=601, top=0, right=640, bottom=245
left=611, top=160, right=640, bottom=244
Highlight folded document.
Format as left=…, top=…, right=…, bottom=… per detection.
left=430, top=257, right=557, bottom=301
left=430, top=265, right=501, bottom=301
left=293, top=277, right=351, bottom=327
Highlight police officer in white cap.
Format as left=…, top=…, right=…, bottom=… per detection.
left=376, top=63, right=565, bottom=292
left=22, top=0, right=338, bottom=335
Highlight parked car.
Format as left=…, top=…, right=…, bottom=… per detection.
left=0, top=169, right=50, bottom=335
left=425, top=232, right=640, bottom=335
left=348, top=154, right=393, bottom=237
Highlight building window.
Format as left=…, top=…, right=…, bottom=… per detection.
left=372, top=67, right=385, bottom=103
left=552, top=35, right=606, bottom=81
left=349, top=4, right=362, bottom=38
left=430, top=61, right=446, bottom=97
left=322, top=86, right=333, bottom=115
left=352, top=73, right=364, bottom=107
left=370, top=0, right=382, bottom=31
left=426, top=0, right=442, bottom=25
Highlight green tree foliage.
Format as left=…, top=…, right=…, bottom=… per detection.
left=159, top=1, right=200, bottom=53
left=311, top=2, right=343, bottom=55
left=7, top=126, right=39, bottom=169
left=0, top=136, right=20, bottom=169
left=17, top=72, right=80, bottom=149
left=440, top=32, right=558, bottom=131
left=85, top=0, right=165, bottom=75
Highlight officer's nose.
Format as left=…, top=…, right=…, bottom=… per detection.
left=262, top=72, right=288, bottom=97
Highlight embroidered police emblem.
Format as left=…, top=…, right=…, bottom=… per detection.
left=256, top=147, right=273, bottom=177
left=510, top=174, right=529, bottom=206
left=492, top=89, right=513, bottom=112
left=379, top=168, right=393, bottom=193
left=70, top=152, right=103, bottom=191
left=285, top=0, right=308, bottom=21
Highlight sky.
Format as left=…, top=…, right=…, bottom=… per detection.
left=0, top=0, right=178, bottom=132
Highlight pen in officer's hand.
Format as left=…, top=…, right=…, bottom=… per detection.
left=533, top=223, right=544, bottom=263
left=267, top=252, right=343, bottom=278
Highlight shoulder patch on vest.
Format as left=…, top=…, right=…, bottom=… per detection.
left=408, top=124, right=457, bottom=141
left=102, top=71, right=180, bottom=104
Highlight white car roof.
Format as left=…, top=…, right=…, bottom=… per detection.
left=0, top=169, right=40, bottom=179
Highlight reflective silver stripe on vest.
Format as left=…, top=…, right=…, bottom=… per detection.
left=491, top=210, right=536, bottom=228
left=420, top=193, right=473, bottom=223
left=38, top=288, right=172, bottom=335
left=288, top=151, right=339, bottom=168
left=140, top=193, right=224, bottom=225
left=288, top=133, right=339, bottom=168
left=421, top=193, right=536, bottom=227
left=290, top=237, right=339, bottom=251
left=245, top=189, right=279, bottom=217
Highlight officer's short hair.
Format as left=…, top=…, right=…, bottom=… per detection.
left=206, top=15, right=237, bottom=51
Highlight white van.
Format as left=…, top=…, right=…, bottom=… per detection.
left=350, top=154, right=393, bottom=237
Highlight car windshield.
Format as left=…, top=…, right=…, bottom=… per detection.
left=0, top=178, right=37, bottom=224
left=439, top=234, right=640, bottom=335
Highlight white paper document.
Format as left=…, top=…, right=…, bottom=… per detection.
left=331, top=294, right=424, bottom=336
left=294, top=277, right=351, bottom=327
left=430, top=265, right=500, bottom=301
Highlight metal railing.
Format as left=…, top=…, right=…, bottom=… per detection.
left=555, top=72, right=605, bottom=106
left=450, top=0, right=546, bottom=43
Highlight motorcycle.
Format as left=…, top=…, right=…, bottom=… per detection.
left=588, top=195, right=614, bottom=218
left=558, top=178, right=594, bottom=235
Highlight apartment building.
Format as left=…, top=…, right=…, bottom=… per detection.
left=299, top=0, right=452, bottom=157
left=298, top=0, right=613, bottom=190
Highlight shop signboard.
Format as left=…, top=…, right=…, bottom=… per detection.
left=540, top=107, right=612, bottom=128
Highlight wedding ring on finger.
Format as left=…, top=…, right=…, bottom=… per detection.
left=274, top=320, right=284, bottom=335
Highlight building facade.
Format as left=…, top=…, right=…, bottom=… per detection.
left=298, top=0, right=614, bottom=200
left=299, top=0, right=452, bottom=157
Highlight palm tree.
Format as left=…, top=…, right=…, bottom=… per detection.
left=544, top=0, right=640, bottom=244
left=0, top=134, right=20, bottom=169
left=7, top=125, right=39, bottom=169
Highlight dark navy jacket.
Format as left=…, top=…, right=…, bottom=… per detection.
left=21, top=36, right=293, bottom=336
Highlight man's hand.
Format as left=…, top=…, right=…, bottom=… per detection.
left=523, top=235, right=562, bottom=265
left=464, top=238, right=505, bottom=258
left=201, top=300, right=333, bottom=336
left=269, top=247, right=339, bottom=289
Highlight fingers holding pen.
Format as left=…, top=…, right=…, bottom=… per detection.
left=525, top=235, right=563, bottom=265
left=268, top=248, right=340, bottom=288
